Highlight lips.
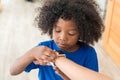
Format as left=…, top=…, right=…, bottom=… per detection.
left=58, top=43, right=67, bottom=48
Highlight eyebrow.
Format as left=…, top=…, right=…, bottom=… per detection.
left=69, top=28, right=77, bottom=30
left=54, top=24, right=78, bottom=31
left=68, top=28, right=78, bottom=32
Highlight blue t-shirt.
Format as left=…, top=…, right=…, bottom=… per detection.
left=25, top=40, right=98, bottom=80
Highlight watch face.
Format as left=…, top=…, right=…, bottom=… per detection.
left=56, top=50, right=66, bottom=57
left=56, top=50, right=64, bottom=54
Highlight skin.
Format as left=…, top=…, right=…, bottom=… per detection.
left=10, top=46, right=57, bottom=75
left=10, top=18, right=80, bottom=80
left=53, top=18, right=80, bottom=52
left=10, top=18, right=110, bottom=80
left=55, top=57, right=113, bottom=80
left=52, top=18, right=81, bottom=79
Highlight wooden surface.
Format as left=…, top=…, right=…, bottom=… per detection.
left=103, top=0, right=120, bottom=67
left=0, top=0, right=2, bottom=12
left=0, top=0, right=120, bottom=80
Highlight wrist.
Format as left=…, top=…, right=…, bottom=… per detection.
left=54, top=56, right=65, bottom=67
left=54, top=57, right=71, bottom=80
left=26, top=49, right=35, bottom=61
left=51, top=51, right=66, bottom=67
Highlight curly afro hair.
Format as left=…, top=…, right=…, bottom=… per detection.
left=35, top=0, right=104, bottom=45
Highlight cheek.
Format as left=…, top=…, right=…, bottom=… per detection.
left=52, top=31, right=58, bottom=40
left=68, top=36, right=79, bottom=43
left=70, top=38, right=78, bottom=43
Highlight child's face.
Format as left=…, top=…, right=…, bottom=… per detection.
left=52, top=18, right=80, bottom=52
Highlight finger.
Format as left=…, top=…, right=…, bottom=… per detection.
left=37, top=54, right=52, bottom=66
left=43, top=51, right=53, bottom=61
left=55, top=69, right=62, bottom=76
left=55, top=69, right=66, bottom=78
left=42, top=60, right=48, bottom=66
left=54, top=50, right=59, bottom=55
left=34, top=58, right=43, bottom=65
left=33, top=60, right=40, bottom=64
left=49, top=50, right=58, bottom=60
left=33, top=59, right=48, bottom=65
left=40, top=54, right=51, bottom=62
left=45, top=49, right=57, bottom=56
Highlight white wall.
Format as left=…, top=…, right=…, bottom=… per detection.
left=96, top=0, right=107, bottom=19
left=1, top=0, right=117, bottom=80
left=0, top=0, right=49, bottom=80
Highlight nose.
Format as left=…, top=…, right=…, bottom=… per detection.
left=59, top=33, right=67, bottom=42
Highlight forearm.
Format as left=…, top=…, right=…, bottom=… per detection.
left=10, top=50, right=34, bottom=75
left=55, top=57, right=113, bottom=80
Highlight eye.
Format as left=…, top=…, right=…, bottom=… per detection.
left=68, top=31, right=77, bottom=36
left=53, top=24, right=61, bottom=33
left=55, top=29, right=61, bottom=33
left=68, top=33, right=76, bottom=36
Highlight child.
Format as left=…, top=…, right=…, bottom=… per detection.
left=10, top=0, right=104, bottom=80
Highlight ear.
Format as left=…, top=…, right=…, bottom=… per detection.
left=50, top=35, right=52, bottom=39
left=78, top=36, right=81, bottom=40
left=78, top=37, right=83, bottom=42
left=50, top=27, right=54, bottom=39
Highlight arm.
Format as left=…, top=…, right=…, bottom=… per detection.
left=10, top=48, right=35, bottom=75
left=55, top=57, right=113, bottom=80
left=10, top=46, right=57, bottom=75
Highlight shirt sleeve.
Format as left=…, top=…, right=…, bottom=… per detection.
left=24, top=42, right=44, bottom=73
left=25, top=62, right=39, bottom=72
left=84, top=47, right=99, bottom=72
left=25, top=40, right=52, bottom=73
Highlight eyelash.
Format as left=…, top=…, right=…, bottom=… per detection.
left=68, top=33, right=75, bottom=36
left=55, top=30, right=61, bottom=33
left=55, top=30, right=75, bottom=36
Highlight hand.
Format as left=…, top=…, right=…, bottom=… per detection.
left=29, top=46, right=57, bottom=65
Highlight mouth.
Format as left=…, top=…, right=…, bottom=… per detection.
left=58, top=44, right=67, bottom=48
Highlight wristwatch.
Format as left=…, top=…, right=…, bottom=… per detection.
left=50, top=50, right=66, bottom=67
left=56, top=50, right=66, bottom=57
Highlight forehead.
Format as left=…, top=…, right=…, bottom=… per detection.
left=55, top=18, right=77, bottom=29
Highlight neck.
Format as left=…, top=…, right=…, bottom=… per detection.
left=64, top=43, right=80, bottom=52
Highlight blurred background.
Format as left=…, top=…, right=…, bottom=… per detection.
left=0, top=0, right=120, bottom=80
